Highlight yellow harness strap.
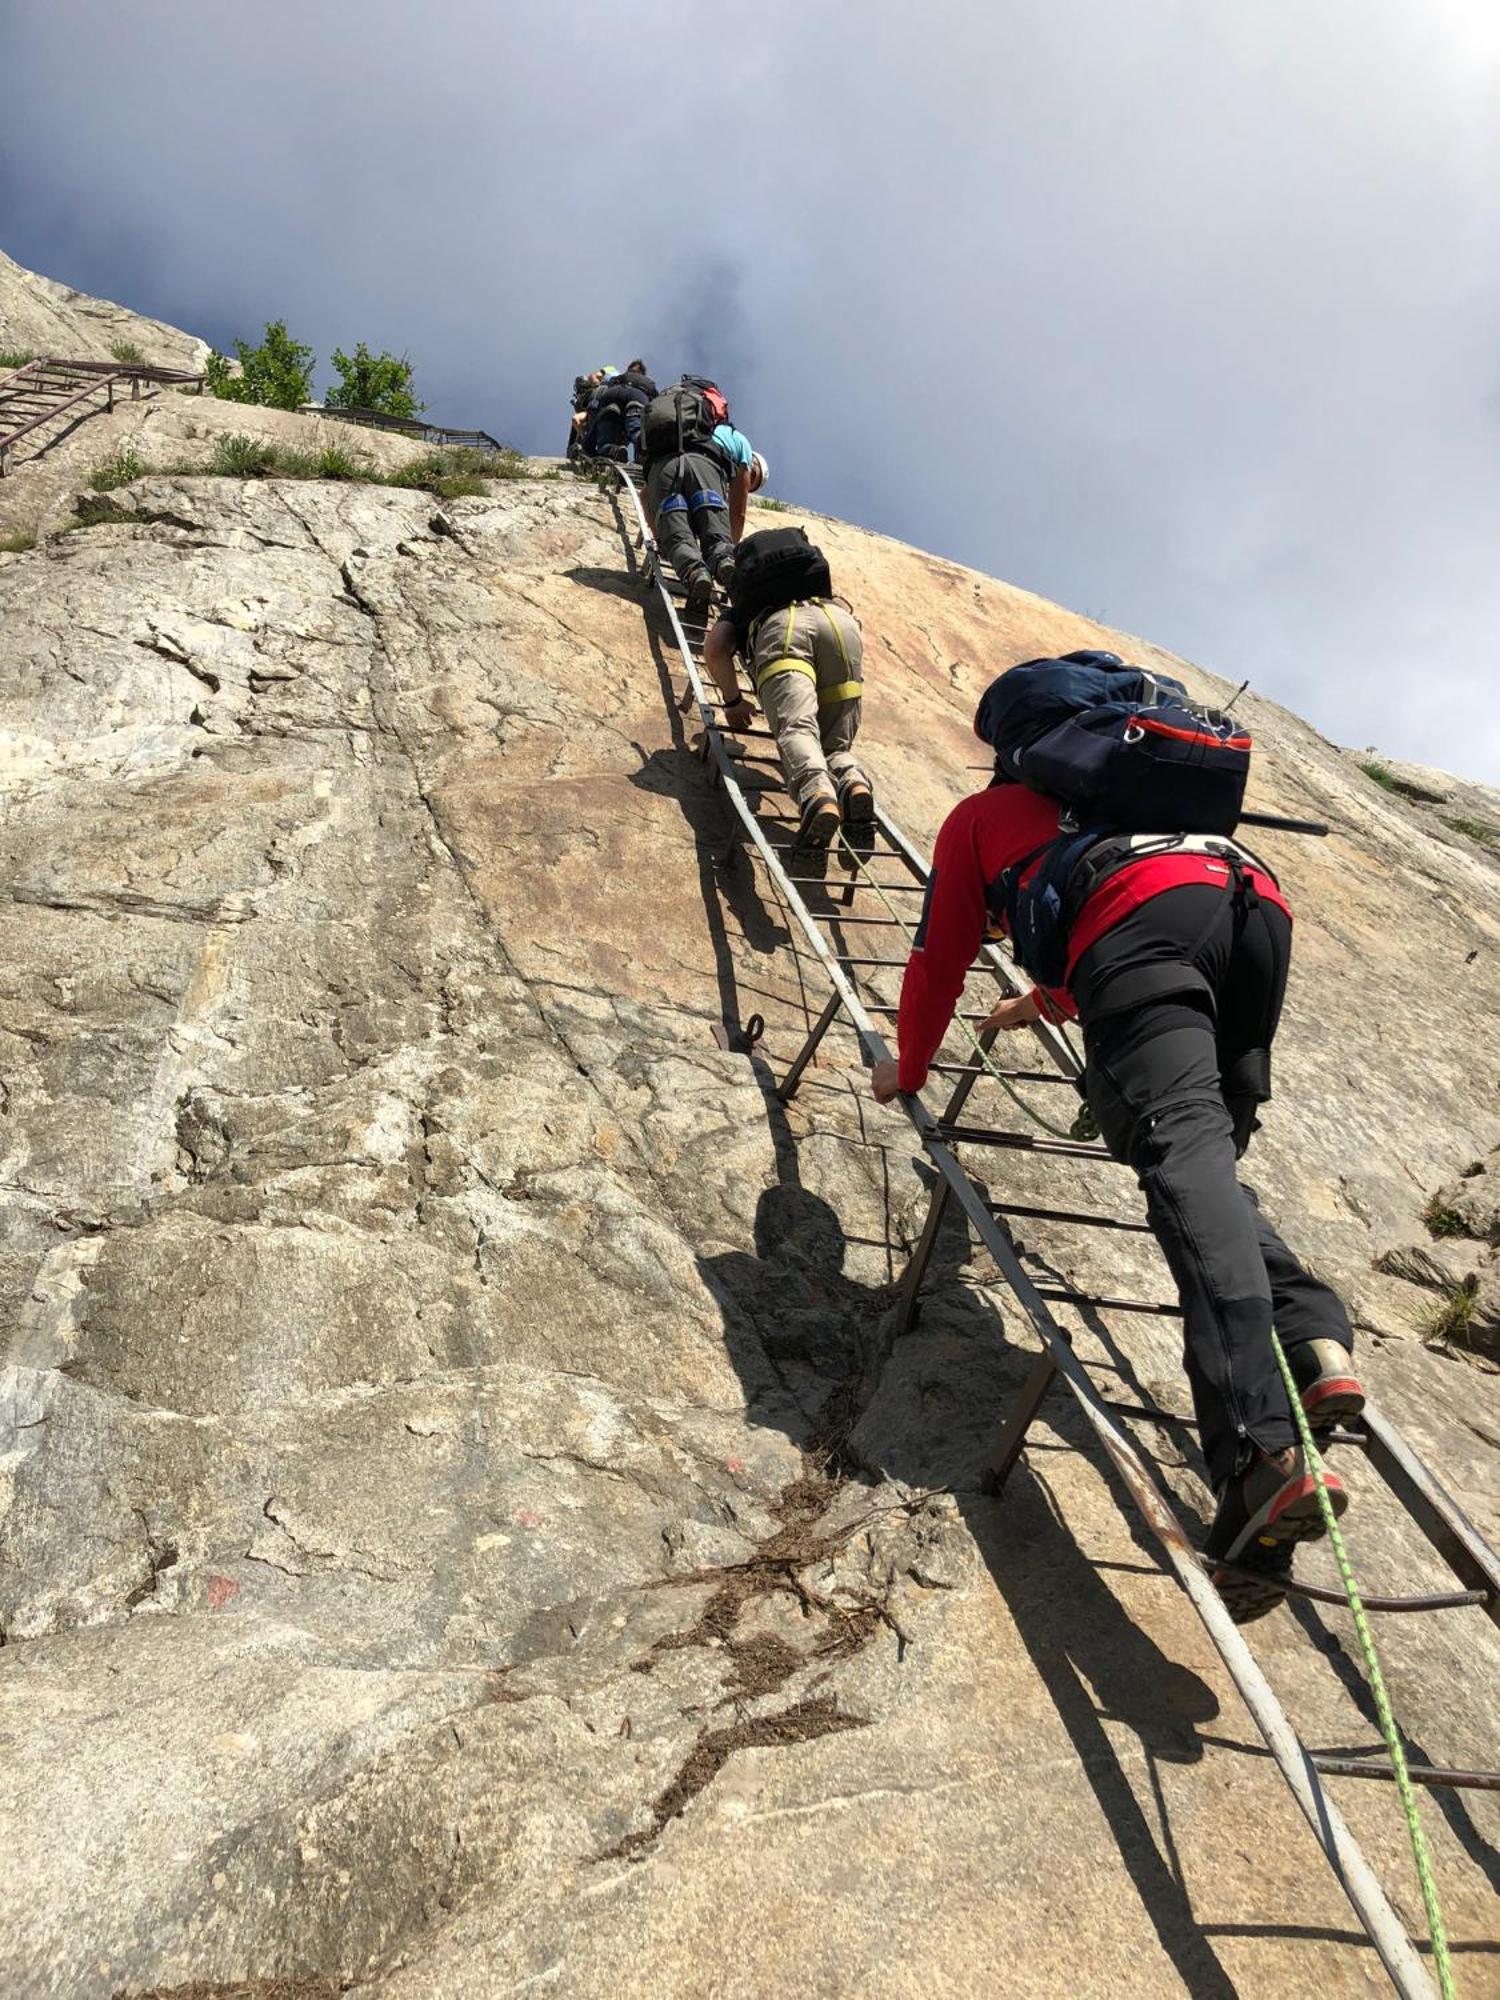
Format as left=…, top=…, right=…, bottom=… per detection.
left=751, top=601, right=864, bottom=707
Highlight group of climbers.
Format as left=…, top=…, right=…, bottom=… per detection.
left=568, top=360, right=657, bottom=461
left=571, top=363, right=869, bottom=852
left=577, top=367, right=1362, bottom=1626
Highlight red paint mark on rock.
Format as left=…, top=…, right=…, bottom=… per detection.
left=513, top=1508, right=543, bottom=1529
left=725, top=1457, right=746, bottom=1476
left=206, top=1574, right=240, bottom=1611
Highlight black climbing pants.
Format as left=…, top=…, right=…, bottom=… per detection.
left=1072, top=881, right=1354, bottom=1491
left=646, top=451, right=734, bottom=585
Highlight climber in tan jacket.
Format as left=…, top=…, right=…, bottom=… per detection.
left=703, top=529, right=874, bottom=850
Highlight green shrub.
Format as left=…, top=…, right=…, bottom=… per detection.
left=754, top=495, right=791, bottom=512
left=205, top=320, right=315, bottom=411
left=0, top=526, right=38, bottom=553
left=89, top=444, right=149, bottom=492
left=1423, top=1194, right=1468, bottom=1239
left=0, top=349, right=36, bottom=373
left=326, top=342, right=423, bottom=419
left=109, top=339, right=145, bottom=365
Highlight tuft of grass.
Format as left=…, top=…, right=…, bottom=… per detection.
left=389, top=444, right=523, bottom=491
left=108, top=339, right=146, bottom=365
left=0, top=349, right=36, bottom=373
left=0, top=526, right=38, bottom=553
left=1358, top=759, right=1401, bottom=794
left=754, top=494, right=791, bottom=512
left=1423, top=1194, right=1469, bottom=1239
left=88, top=444, right=149, bottom=492
left=1445, top=815, right=1497, bottom=848
left=266, top=442, right=368, bottom=481
left=208, top=432, right=283, bottom=478
left=1416, top=1274, right=1481, bottom=1354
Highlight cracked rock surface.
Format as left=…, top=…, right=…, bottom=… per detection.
left=2, top=344, right=1499, bottom=1988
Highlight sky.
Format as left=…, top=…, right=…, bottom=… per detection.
left=4, top=1, right=1499, bottom=780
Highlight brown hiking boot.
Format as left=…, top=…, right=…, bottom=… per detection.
left=1287, top=1337, right=1365, bottom=1432
left=840, top=780, right=876, bottom=835
left=1206, top=1446, right=1348, bottom=1624
left=797, top=794, right=841, bottom=849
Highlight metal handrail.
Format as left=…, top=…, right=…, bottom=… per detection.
left=309, top=404, right=507, bottom=453
left=0, top=355, right=206, bottom=475
left=604, top=460, right=1437, bottom=1997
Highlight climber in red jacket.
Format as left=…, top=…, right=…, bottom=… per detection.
left=870, top=778, right=1365, bottom=1623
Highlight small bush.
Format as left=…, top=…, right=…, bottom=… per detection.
left=326, top=342, right=423, bottom=419
left=0, top=526, right=38, bottom=553
left=109, top=339, right=146, bottom=365
left=89, top=444, right=149, bottom=492
left=0, top=349, right=36, bottom=373
left=1423, top=1194, right=1468, bottom=1239
left=755, top=495, right=791, bottom=512
left=205, top=320, right=315, bottom=412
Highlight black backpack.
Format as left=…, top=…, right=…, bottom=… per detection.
left=674, top=374, right=731, bottom=424
left=642, top=386, right=718, bottom=462
left=730, top=528, right=833, bottom=628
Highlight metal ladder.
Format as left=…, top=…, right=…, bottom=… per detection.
left=597, top=457, right=1498, bottom=1997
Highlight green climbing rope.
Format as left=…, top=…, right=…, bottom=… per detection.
left=1271, top=1333, right=1456, bottom=1997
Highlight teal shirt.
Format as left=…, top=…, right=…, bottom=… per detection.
left=712, top=424, right=754, bottom=470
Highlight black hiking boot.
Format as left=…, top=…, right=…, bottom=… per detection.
left=838, top=779, right=877, bottom=860
left=1205, top=1446, right=1348, bottom=1624
left=683, top=571, right=714, bottom=625
left=715, top=555, right=737, bottom=591
left=1286, top=1337, right=1365, bottom=1433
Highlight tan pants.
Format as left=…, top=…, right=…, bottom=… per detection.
left=749, top=600, right=866, bottom=811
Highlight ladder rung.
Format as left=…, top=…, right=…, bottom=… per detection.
left=993, top=1201, right=1153, bottom=1232
left=937, top=1123, right=1115, bottom=1161
left=949, top=1067, right=1077, bottom=1086
left=1212, top=1566, right=1494, bottom=1624
left=1036, top=1286, right=1183, bottom=1318
left=785, top=878, right=925, bottom=892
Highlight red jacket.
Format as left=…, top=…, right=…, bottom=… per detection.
left=895, top=787, right=1291, bottom=1095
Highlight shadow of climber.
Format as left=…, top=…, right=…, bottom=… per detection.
left=696, top=1182, right=898, bottom=1453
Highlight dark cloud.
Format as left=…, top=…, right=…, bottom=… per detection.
left=4, top=0, right=1498, bottom=776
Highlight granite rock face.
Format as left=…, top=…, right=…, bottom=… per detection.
left=1, top=260, right=1498, bottom=1997
left=0, top=245, right=211, bottom=371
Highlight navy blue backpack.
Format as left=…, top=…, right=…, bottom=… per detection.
left=974, top=650, right=1253, bottom=983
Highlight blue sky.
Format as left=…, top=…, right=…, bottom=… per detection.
left=5, top=1, right=1499, bottom=779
